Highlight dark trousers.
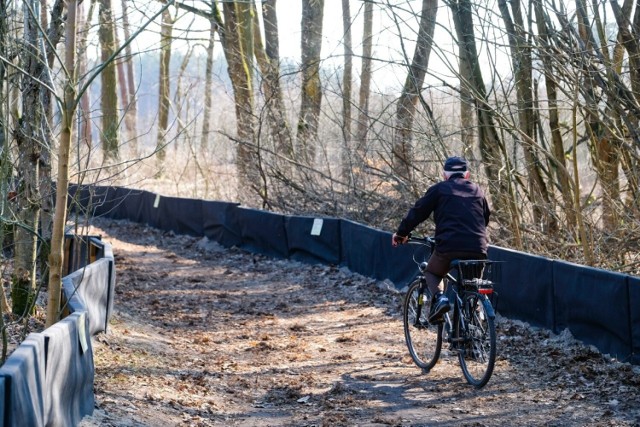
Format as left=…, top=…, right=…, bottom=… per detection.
left=425, top=250, right=486, bottom=295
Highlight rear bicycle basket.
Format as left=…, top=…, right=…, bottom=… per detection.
left=458, top=260, right=501, bottom=295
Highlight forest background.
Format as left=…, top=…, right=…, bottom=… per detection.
left=0, top=0, right=639, bottom=352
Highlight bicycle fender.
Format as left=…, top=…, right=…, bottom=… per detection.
left=482, top=297, right=496, bottom=319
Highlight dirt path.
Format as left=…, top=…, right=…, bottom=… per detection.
left=79, top=218, right=640, bottom=427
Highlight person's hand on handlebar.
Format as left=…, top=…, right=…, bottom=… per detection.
left=392, top=233, right=408, bottom=247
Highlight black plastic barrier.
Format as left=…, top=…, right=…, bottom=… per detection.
left=155, top=195, right=204, bottom=237
left=0, top=233, right=115, bottom=426
left=235, top=207, right=289, bottom=258
left=553, top=261, right=631, bottom=361
left=65, top=184, right=639, bottom=366
left=43, top=313, right=94, bottom=426
left=115, top=187, right=149, bottom=223
left=488, top=247, right=555, bottom=330
left=285, top=216, right=341, bottom=265
left=340, top=220, right=418, bottom=285
left=64, top=258, right=114, bottom=336
left=0, top=334, right=46, bottom=427
left=202, top=200, right=242, bottom=247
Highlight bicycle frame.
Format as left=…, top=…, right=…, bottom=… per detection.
left=402, top=235, right=498, bottom=387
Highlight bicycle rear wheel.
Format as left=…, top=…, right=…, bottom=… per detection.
left=403, top=279, right=442, bottom=372
left=457, top=295, right=496, bottom=388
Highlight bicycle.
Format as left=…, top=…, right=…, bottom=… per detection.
left=402, top=236, right=499, bottom=388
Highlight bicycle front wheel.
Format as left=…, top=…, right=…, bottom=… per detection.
left=403, top=279, right=442, bottom=372
left=457, top=295, right=496, bottom=388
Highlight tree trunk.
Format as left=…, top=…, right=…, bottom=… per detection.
left=78, top=0, right=96, bottom=150
left=200, top=12, right=217, bottom=150
left=120, top=0, right=138, bottom=140
left=340, top=0, right=353, bottom=182
left=0, top=0, right=13, bottom=316
left=297, top=0, right=324, bottom=165
left=222, top=2, right=258, bottom=201
left=47, top=0, right=77, bottom=327
left=156, top=7, right=174, bottom=163
left=12, top=0, right=44, bottom=318
left=392, top=0, right=438, bottom=182
left=39, top=0, right=65, bottom=284
left=356, top=0, right=373, bottom=155
left=611, top=0, right=640, bottom=100
left=256, top=0, right=294, bottom=159
left=253, top=0, right=293, bottom=157
left=113, top=19, right=131, bottom=140
left=173, top=47, right=193, bottom=147
left=98, top=0, right=119, bottom=160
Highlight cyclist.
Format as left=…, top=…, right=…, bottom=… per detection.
left=392, top=156, right=491, bottom=323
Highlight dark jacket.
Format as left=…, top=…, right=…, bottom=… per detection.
left=396, top=175, right=490, bottom=254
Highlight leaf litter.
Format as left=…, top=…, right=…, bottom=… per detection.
left=78, top=218, right=640, bottom=427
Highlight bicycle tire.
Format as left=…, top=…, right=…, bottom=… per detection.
left=403, top=279, right=442, bottom=372
left=456, top=295, right=496, bottom=388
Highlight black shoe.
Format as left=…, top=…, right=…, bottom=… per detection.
left=428, top=293, right=450, bottom=323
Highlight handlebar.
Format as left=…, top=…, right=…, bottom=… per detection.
left=407, top=235, right=435, bottom=246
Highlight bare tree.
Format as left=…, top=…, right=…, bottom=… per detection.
left=356, top=0, right=373, bottom=152
left=47, top=0, right=78, bottom=327
left=0, top=0, right=14, bottom=316
left=340, top=0, right=353, bottom=182
left=297, top=0, right=324, bottom=165
left=260, top=0, right=293, bottom=158
left=156, top=6, right=174, bottom=163
left=200, top=4, right=218, bottom=151
left=391, top=0, right=438, bottom=182
left=221, top=1, right=259, bottom=199
left=12, top=0, right=45, bottom=318
left=77, top=0, right=95, bottom=150
left=120, top=0, right=138, bottom=140
left=98, top=0, right=120, bottom=160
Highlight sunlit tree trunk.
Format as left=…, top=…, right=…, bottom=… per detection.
left=39, top=0, right=64, bottom=278
left=156, top=7, right=174, bottom=163
left=222, top=2, right=258, bottom=200
left=98, top=0, right=119, bottom=160
left=340, top=0, right=353, bottom=182
left=78, top=0, right=96, bottom=150
left=113, top=20, right=130, bottom=138
left=173, top=47, right=193, bottom=145
left=297, top=0, right=324, bottom=165
left=47, top=0, right=77, bottom=327
left=120, top=0, right=138, bottom=141
left=253, top=0, right=293, bottom=158
left=356, top=0, right=373, bottom=156
left=12, top=0, right=44, bottom=318
left=200, top=9, right=217, bottom=150
left=392, top=0, right=437, bottom=182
